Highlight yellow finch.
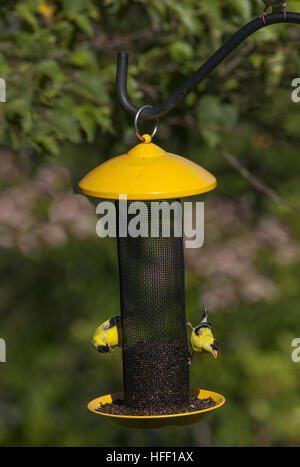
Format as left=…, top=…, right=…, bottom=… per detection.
left=92, top=316, right=121, bottom=353
left=186, top=306, right=219, bottom=364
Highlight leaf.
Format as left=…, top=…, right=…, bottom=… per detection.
left=35, top=60, right=66, bottom=82
left=92, top=107, right=113, bottom=134
left=0, top=52, right=12, bottom=77
left=201, top=128, right=220, bottom=147
left=61, top=0, right=91, bottom=14
left=282, top=111, right=300, bottom=138
left=52, top=20, right=75, bottom=46
left=222, top=79, right=239, bottom=92
left=72, top=106, right=96, bottom=142
left=249, top=53, right=264, bottom=70
left=221, top=104, right=238, bottom=131
left=78, top=113, right=95, bottom=142
left=87, top=3, right=100, bottom=20
left=169, top=41, right=193, bottom=62
left=226, top=0, right=251, bottom=22
left=6, top=98, right=33, bottom=132
left=49, top=110, right=81, bottom=143
left=147, top=0, right=167, bottom=17
left=168, top=2, right=199, bottom=34
left=196, top=95, right=238, bottom=147
left=66, top=49, right=98, bottom=69
left=197, top=95, right=222, bottom=127
left=197, top=95, right=238, bottom=129
left=75, top=72, right=109, bottom=103
left=34, top=134, right=60, bottom=156
left=202, top=0, right=221, bottom=21
left=69, top=14, right=94, bottom=37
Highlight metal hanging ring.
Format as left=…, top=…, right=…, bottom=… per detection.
left=134, top=105, right=158, bottom=141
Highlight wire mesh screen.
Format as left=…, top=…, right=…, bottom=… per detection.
left=116, top=199, right=189, bottom=413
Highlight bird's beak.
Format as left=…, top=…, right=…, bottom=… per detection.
left=212, top=349, right=218, bottom=359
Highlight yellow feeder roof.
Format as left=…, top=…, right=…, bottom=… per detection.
left=79, top=134, right=217, bottom=200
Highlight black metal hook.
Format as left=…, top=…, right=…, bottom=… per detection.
left=116, top=12, right=300, bottom=120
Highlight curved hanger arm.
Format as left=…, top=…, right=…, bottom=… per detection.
left=116, top=12, right=300, bottom=120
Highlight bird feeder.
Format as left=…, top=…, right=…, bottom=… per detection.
left=79, top=107, right=225, bottom=428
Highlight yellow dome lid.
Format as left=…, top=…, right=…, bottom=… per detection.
left=79, top=135, right=217, bottom=200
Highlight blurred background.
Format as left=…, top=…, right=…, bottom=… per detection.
left=0, top=0, right=300, bottom=447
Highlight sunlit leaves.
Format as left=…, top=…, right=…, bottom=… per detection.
left=169, top=41, right=194, bottom=62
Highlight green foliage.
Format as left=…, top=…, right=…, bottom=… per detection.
left=197, top=95, right=238, bottom=147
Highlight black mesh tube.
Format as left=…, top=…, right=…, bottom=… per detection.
left=116, top=200, right=189, bottom=413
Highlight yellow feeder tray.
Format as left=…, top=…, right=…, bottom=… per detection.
left=79, top=134, right=217, bottom=200
left=88, top=389, right=225, bottom=429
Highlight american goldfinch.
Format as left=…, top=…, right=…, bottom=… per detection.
left=186, top=306, right=219, bottom=364
left=92, top=316, right=121, bottom=353
left=261, top=1, right=287, bottom=23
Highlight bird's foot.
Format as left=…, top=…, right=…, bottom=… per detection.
left=260, top=11, right=267, bottom=24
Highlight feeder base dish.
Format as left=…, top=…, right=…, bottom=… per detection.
left=87, top=389, right=225, bottom=429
